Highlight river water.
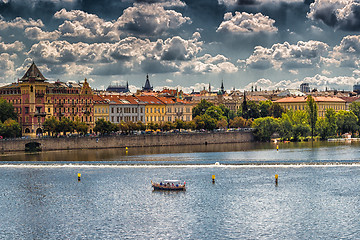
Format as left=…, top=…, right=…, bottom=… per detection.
left=1, top=141, right=360, bottom=239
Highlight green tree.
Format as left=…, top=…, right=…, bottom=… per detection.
left=185, top=121, right=196, bottom=130
left=217, top=118, right=228, bottom=129
left=0, top=119, right=21, bottom=138
left=75, top=121, right=89, bottom=135
left=325, top=108, right=337, bottom=137
left=241, top=101, right=260, bottom=119
left=0, top=99, right=18, bottom=122
left=349, top=102, right=360, bottom=125
left=278, top=112, right=293, bottom=140
left=306, top=95, right=318, bottom=140
left=336, top=110, right=358, bottom=135
left=192, top=99, right=214, bottom=118
left=259, top=100, right=272, bottom=117
left=94, top=118, right=115, bottom=135
left=270, top=102, right=285, bottom=118
left=193, top=114, right=217, bottom=130
left=252, top=117, right=280, bottom=141
left=174, top=119, right=186, bottom=130
left=229, top=116, right=248, bottom=128
left=43, top=116, right=58, bottom=136
left=205, top=106, right=224, bottom=120
left=57, top=117, right=75, bottom=135
left=316, top=118, right=328, bottom=140
left=136, top=121, right=146, bottom=131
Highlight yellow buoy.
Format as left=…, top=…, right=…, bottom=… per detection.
left=212, top=175, right=215, bottom=183
left=275, top=174, right=278, bottom=185
left=78, top=173, right=81, bottom=181
left=125, top=147, right=128, bottom=150
left=276, top=145, right=279, bottom=151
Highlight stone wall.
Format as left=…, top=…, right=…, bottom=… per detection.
left=0, top=131, right=254, bottom=153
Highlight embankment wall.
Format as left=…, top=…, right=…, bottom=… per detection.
left=0, top=131, right=254, bottom=153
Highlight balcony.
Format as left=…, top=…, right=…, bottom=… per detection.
left=35, top=92, right=45, bottom=98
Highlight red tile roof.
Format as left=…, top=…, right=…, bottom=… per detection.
left=276, top=96, right=345, bottom=103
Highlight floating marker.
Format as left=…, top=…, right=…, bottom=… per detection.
left=276, top=145, right=279, bottom=151
left=78, top=173, right=81, bottom=181
left=125, top=147, right=128, bottom=150
left=212, top=175, right=215, bottom=183
left=275, top=174, right=278, bottom=185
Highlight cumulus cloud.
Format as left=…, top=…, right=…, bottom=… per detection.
left=331, top=35, right=360, bottom=68
left=217, top=12, right=277, bottom=34
left=308, top=0, right=360, bottom=31
left=25, top=27, right=60, bottom=40
left=218, top=0, right=303, bottom=7
left=0, top=41, right=25, bottom=52
left=133, top=0, right=186, bottom=7
left=0, top=16, right=43, bottom=30
left=54, top=9, right=120, bottom=41
left=0, top=53, right=16, bottom=83
left=180, top=54, right=238, bottom=74
left=115, top=3, right=191, bottom=36
left=27, top=34, right=216, bottom=75
left=245, top=40, right=329, bottom=70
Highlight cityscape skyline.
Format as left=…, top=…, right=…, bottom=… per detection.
left=1, top=0, right=360, bottom=92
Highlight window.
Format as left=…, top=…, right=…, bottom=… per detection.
left=25, top=107, right=29, bottom=114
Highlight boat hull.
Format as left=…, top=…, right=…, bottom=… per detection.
left=152, top=185, right=186, bottom=191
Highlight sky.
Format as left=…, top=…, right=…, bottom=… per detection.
left=1, top=0, right=360, bottom=93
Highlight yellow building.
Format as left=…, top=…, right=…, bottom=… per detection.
left=162, top=97, right=194, bottom=122
left=93, top=94, right=109, bottom=122
left=136, top=96, right=165, bottom=123
left=276, top=96, right=346, bottom=117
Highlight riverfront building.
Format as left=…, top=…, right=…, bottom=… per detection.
left=107, top=95, right=145, bottom=123
left=276, top=96, right=346, bottom=117
left=93, top=94, right=110, bottom=122
left=0, top=62, right=94, bottom=135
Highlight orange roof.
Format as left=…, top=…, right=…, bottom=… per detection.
left=93, top=94, right=108, bottom=104
left=135, top=95, right=164, bottom=105
left=156, top=96, right=175, bottom=104
left=276, top=96, right=345, bottom=103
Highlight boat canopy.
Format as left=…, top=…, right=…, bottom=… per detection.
left=163, top=180, right=181, bottom=183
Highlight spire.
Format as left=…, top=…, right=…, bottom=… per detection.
left=142, top=74, right=153, bottom=91
left=209, top=82, right=211, bottom=92
left=20, top=62, right=46, bottom=82
left=221, top=79, right=225, bottom=94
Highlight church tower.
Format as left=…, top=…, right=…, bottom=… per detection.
left=142, top=74, right=153, bottom=91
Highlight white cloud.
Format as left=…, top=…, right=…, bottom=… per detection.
left=217, top=12, right=277, bottom=34
left=0, top=41, right=25, bottom=52
left=166, top=79, right=173, bottom=83
left=25, top=27, right=60, bottom=40
left=180, top=54, right=238, bottom=74
left=218, top=0, right=303, bottom=8
left=54, top=8, right=120, bottom=41
left=308, top=0, right=360, bottom=31
left=331, top=35, right=360, bottom=68
left=0, top=15, right=43, bottom=30
left=0, top=53, right=16, bottom=83
left=245, top=40, right=329, bottom=70
left=115, top=3, right=191, bottom=36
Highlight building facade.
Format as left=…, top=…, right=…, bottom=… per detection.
left=0, top=62, right=95, bottom=135
left=276, top=96, right=346, bottom=117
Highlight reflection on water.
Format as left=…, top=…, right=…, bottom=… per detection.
left=1, top=141, right=358, bottom=163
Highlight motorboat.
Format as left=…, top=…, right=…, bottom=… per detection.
left=151, top=180, right=186, bottom=191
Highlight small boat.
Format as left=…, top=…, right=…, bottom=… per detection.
left=151, top=180, right=186, bottom=191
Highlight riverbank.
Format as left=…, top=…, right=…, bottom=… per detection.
left=0, top=130, right=254, bottom=153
